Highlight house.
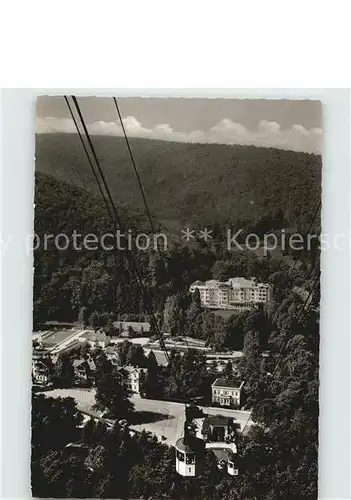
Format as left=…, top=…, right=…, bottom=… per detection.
left=200, top=415, right=236, bottom=443
left=32, top=357, right=54, bottom=386
left=86, top=356, right=96, bottom=372
left=105, top=345, right=119, bottom=365
left=190, top=277, right=272, bottom=311
left=212, top=378, right=244, bottom=408
left=72, top=359, right=93, bottom=386
left=79, top=331, right=111, bottom=349
left=114, top=321, right=151, bottom=337
left=119, top=365, right=148, bottom=394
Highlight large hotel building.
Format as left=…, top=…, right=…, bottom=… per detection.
left=189, top=277, right=272, bottom=311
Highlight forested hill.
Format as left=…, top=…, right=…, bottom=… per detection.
left=36, top=133, right=321, bottom=230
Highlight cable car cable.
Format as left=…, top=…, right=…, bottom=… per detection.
left=66, top=96, right=170, bottom=363
left=112, top=97, right=166, bottom=264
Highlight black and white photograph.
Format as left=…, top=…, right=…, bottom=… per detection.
left=31, top=95, right=322, bottom=499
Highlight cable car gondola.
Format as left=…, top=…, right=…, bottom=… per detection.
left=175, top=403, right=206, bottom=477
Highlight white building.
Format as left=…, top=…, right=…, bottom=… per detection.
left=190, top=277, right=272, bottom=311
left=119, top=366, right=147, bottom=394
left=32, top=358, right=54, bottom=386
left=212, top=378, right=244, bottom=408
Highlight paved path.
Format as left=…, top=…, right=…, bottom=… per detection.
left=40, top=388, right=252, bottom=445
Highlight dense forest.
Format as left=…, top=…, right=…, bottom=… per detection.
left=36, top=134, right=321, bottom=231
left=33, top=171, right=318, bottom=332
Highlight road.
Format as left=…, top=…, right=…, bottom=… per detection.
left=40, top=388, right=252, bottom=445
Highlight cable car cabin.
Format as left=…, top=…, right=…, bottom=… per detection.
left=175, top=434, right=206, bottom=477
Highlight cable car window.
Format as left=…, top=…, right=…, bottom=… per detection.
left=176, top=450, right=184, bottom=462
left=186, top=453, right=195, bottom=464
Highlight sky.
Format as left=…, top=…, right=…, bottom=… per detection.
left=36, top=97, right=323, bottom=154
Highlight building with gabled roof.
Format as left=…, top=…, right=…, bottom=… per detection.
left=79, top=331, right=110, bottom=348
left=190, top=276, right=272, bottom=311
left=32, top=357, right=54, bottom=386
left=212, top=378, right=244, bottom=408
left=105, top=345, right=119, bottom=364
left=201, top=415, right=236, bottom=442
left=72, top=359, right=93, bottom=386
left=112, top=321, right=151, bottom=338
left=115, top=365, right=148, bottom=394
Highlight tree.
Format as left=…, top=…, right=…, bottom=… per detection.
left=223, top=360, right=233, bottom=378
left=146, top=350, right=158, bottom=371
left=78, top=305, right=89, bottom=327
left=89, top=311, right=101, bottom=332
left=186, top=288, right=202, bottom=323
left=55, top=352, right=74, bottom=387
left=31, top=395, right=83, bottom=460
left=212, top=260, right=232, bottom=281
left=141, top=351, right=162, bottom=398
left=208, top=360, right=218, bottom=375
left=82, top=418, right=97, bottom=446
left=225, top=311, right=248, bottom=350
left=94, top=368, right=134, bottom=419
left=163, top=294, right=187, bottom=335
left=79, top=341, right=91, bottom=358
left=127, top=344, right=147, bottom=367
left=104, top=318, right=117, bottom=336
left=164, top=350, right=211, bottom=403
left=117, top=340, right=131, bottom=366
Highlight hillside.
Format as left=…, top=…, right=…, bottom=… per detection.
left=35, top=134, right=321, bottom=230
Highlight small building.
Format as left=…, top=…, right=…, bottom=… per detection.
left=72, top=359, right=93, bottom=386
left=114, top=321, right=151, bottom=337
left=80, top=331, right=110, bottom=349
left=32, top=357, right=54, bottom=386
left=212, top=378, right=244, bottom=408
left=105, top=345, right=119, bottom=365
left=201, top=415, right=236, bottom=443
left=119, top=365, right=147, bottom=394
left=86, top=356, right=96, bottom=372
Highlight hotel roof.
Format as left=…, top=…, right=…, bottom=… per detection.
left=122, top=365, right=147, bottom=373
left=190, top=280, right=205, bottom=287
left=203, top=415, right=233, bottom=428
left=212, top=378, right=244, bottom=389
left=227, top=277, right=256, bottom=288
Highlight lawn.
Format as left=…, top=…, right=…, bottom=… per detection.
left=212, top=310, right=239, bottom=321
left=41, top=329, right=76, bottom=347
